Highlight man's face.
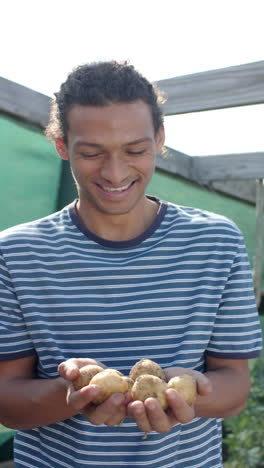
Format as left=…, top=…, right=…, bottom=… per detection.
left=57, top=100, right=164, bottom=217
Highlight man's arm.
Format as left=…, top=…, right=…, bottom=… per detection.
left=127, top=357, right=251, bottom=434
left=0, top=356, right=78, bottom=429
left=0, top=356, right=129, bottom=430
left=194, top=356, right=250, bottom=418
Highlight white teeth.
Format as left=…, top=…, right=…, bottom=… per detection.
left=102, top=183, right=131, bottom=192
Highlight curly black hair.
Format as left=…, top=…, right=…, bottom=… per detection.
left=45, top=60, right=166, bottom=144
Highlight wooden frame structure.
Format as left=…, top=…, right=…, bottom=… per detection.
left=0, top=60, right=264, bottom=304
left=155, top=61, right=264, bottom=306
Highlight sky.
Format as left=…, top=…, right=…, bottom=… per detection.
left=1, top=0, right=264, bottom=156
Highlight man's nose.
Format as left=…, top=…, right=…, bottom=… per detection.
left=100, top=154, right=129, bottom=184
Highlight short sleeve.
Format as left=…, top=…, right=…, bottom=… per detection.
left=207, top=229, right=263, bottom=359
left=0, top=249, right=36, bottom=360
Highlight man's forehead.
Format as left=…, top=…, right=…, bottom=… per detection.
left=67, top=101, right=155, bottom=143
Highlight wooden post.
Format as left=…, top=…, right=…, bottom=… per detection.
left=254, top=179, right=264, bottom=307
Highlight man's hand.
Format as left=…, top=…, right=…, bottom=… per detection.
left=58, top=358, right=130, bottom=426
left=127, top=367, right=212, bottom=434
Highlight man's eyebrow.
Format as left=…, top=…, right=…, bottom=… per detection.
left=74, top=138, right=152, bottom=148
left=74, top=141, right=101, bottom=148
left=126, top=138, right=152, bottom=146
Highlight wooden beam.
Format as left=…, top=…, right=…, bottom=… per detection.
left=2, top=60, right=264, bottom=126
left=156, top=148, right=263, bottom=203
left=0, top=76, right=50, bottom=128
left=156, top=148, right=192, bottom=179
left=210, top=179, right=256, bottom=204
left=191, top=152, right=264, bottom=182
left=155, top=61, right=264, bottom=115
left=157, top=148, right=264, bottom=182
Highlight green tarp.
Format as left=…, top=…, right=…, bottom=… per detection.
left=0, top=113, right=62, bottom=231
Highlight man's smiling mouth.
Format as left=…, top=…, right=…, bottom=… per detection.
left=99, top=181, right=136, bottom=192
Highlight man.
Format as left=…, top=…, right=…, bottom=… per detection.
left=0, top=61, right=262, bottom=467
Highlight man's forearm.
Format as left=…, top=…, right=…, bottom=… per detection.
left=0, top=377, right=77, bottom=430
left=194, top=366, right=251, bottom=419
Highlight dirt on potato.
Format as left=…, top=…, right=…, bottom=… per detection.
left=73, top=364, right=104, bottom=390
left=129, top=359, right=166, bottom=381
left=131, top=374, right=168, bottom=410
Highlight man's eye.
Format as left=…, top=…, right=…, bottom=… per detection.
left=127, top=149, right=145, bottom=155
left=80, top=152, right=100, bottom=158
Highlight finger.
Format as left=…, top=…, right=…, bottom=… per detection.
left=164, top=367, right=212, bottom=396
left=166, top=389, right=195, bottom=424
left=123, top=392, right=133, bottom=405
left=127, top=400, right=152, bottom=434
left=58, top=362, right=81, bottom=381
left=58, top=358, right=106, bottom=381
left=104, top=393, right=132, bottom=426
left=67, top=384, right=100, bottom=412
left=195, top=374, right=212, bottom=396
left=104, top=405, right=127, bottom=427
left=144, top=398, right=173, bottom=433
left=84, top=393, right=126, bottom=426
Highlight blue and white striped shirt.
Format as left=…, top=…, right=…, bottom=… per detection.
left=0, top=198, right=262, bottom=467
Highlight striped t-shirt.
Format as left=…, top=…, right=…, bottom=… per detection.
left=0, top=198, right=262, bottom=468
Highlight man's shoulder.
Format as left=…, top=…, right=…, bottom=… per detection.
left=0, top=205, right=72, bottom=245
left=165, top=201, right=242, bottom=237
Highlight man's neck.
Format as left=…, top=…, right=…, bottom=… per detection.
left=76, top=197, right=159, bottom=242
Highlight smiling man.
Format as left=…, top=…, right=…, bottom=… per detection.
left=0, top=61, right=262, bottom=468
left=56, top=100, right=164, bottom=240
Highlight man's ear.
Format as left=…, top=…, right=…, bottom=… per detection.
left=155, top=125, right=165, bottom=153
left=55, top=138, right=69, bottom=161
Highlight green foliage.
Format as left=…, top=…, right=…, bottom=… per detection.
left=223, top=357, right=264, bottom=468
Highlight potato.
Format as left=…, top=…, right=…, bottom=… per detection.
left=73, top=364, right=104, bottom=390
left=131, top=375, right=168, bottom=410
left=167, top=374, right=197, bottom=405
left=89, top=369, right=129, bottom=404
left=102, top=368, right=123, bottom=376
left=122, top=376, right=134, bottom=392
left=129, top=359, right=166, bottom=381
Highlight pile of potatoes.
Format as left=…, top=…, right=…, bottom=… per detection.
left=73, top=359, right=197, bottom=409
